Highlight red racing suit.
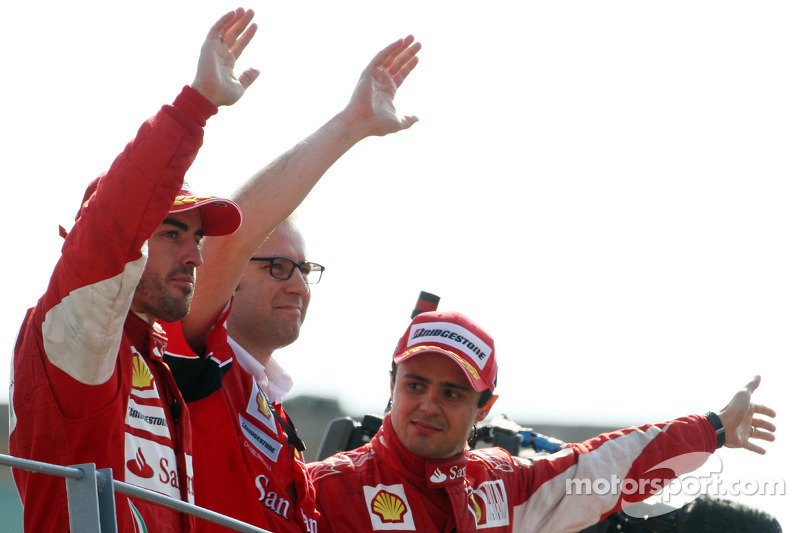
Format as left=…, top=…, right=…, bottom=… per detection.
left=162, top=313, right=320, bottom=533
left=308, top=412, right=717, bottom=532
left=9, top=86, right=217, bottom=533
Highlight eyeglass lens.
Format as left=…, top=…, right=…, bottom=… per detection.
left=269, top=257, right=323, bottom=284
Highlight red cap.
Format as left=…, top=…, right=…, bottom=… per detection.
left=168, top=186, right=241, bottom=237
left=75, top=179, right=241, bottom=237
left=393, top=311, right=498, bottom=393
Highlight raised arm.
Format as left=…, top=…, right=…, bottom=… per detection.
left=41, top=10, right=259, bottom=389
left=192, top=8, right=260, bottom=107
left=717, top=375, right=777, bottom=454
left=182, top=36, right=421, bottom=350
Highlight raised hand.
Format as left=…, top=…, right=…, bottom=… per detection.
left=192, top=8, right=260, bottom=107
left=718, top=375, right=777, bottom=454
left=341, top=35, right=422, bottom=139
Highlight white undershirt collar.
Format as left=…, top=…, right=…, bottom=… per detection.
left=227, top=336, right=294, bottom=403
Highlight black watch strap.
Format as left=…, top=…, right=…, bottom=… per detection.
left=704, top=411, right=726, bottom=449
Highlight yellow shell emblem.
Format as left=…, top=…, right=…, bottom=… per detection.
left=371, top=491, right=407, bottom=523
left=132, top=355, right=154, bottom=389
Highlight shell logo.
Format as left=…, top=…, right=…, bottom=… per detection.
left=371, top=490, right=407, bottom=523
left=132, top=355, right=154, bottom=390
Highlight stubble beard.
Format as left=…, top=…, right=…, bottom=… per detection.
left=135, top=269, right=193, bottom=323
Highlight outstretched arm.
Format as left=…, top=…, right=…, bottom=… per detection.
left=192, top=8, right=260, bottom=107
left=717, top=375, right=777, bottom=454
left=182, top=36, right=421, bottom=351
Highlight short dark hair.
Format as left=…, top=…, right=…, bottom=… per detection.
left=390, top=361, right=494, bottom=408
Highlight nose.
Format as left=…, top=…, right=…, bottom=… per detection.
left=182, top=241, right=203, bottom=268
left=284, top=265, right=310, bottom=295
left=417, top=389, right=441, bottom=415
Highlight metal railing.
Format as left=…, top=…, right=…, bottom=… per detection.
left=0, top=453, right=272, bottom=533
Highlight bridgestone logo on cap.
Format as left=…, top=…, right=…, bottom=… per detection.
left=408, top=322, right=492, bottom=370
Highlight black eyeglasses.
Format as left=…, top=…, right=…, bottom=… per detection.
left=249, top=256, right=325, bottom=285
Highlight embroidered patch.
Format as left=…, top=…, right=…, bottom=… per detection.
left=126, top=398, right=170, bottom=439
left=363, top=484, right=415, bottom=530
left=130, top=351, right=159, bottom=400
left=407, top=321, right=492, bottom=369
left=245, top=379, right=278, bottom=434
left=123, top=435, right=182, bottom=500
left=469, top=480, right=509, bottom=529
left=240, top=415, right=282, bottom=463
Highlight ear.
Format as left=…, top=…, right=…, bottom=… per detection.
left=475, top=395, right=498, bottom=423
left=388, top=371, right=395, bottom=403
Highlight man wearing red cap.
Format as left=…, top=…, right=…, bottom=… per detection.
left=160, top=36, right=421, bottom=533
left=308, top=311, right=776, bottom=532
left=9, top=9, right=258, bottom=533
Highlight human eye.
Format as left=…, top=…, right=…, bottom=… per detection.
left=444, top=389, right=462, bottom=400
left=299, top=263, right=312, bottom=276
left=270, top=259, right=290, bottom=278
left=404, top=380, right=424, bottom=394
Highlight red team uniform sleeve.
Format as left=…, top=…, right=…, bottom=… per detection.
left=509, top=415, right=716, bottom=531
left=10, top=86, right=217, bottom=533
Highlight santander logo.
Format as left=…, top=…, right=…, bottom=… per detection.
left=126, top=447, right=155, bottom=478
left=429, top=465, right=466, bottom=484
left=429, top=468, right=447, bottom=483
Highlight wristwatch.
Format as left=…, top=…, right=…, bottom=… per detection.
left=704, top=411, right=726, bottom=449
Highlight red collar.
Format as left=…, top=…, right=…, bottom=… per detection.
left=375, top=412, right=469, bottom=489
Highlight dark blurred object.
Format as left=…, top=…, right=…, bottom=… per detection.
left=316, top=414, right=383, bottom=461
left=411, top=291, right=440, bottom=319
left=470, top=414, right=566, bottom=455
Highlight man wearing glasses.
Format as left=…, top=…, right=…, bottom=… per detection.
left=161, top=34, right=420, bottom=533
left=232, top=221, right=324, bottom=365
left=165, top=217, right=325, bottom=532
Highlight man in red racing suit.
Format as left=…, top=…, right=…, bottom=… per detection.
left=9, top=10, right=258, bottom=533
left=308, top=311, right=777, bottom=532
left=163, top=304, right=320, bottom=533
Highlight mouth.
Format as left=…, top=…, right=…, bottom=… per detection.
left=274, top=304, right=303, bottom=314
left=409, top=419, right=444, bottom=435
left=168, top=275, right=195, bottom=292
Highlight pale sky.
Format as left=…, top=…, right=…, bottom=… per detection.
left=3, top=1, right=797, bottom=529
